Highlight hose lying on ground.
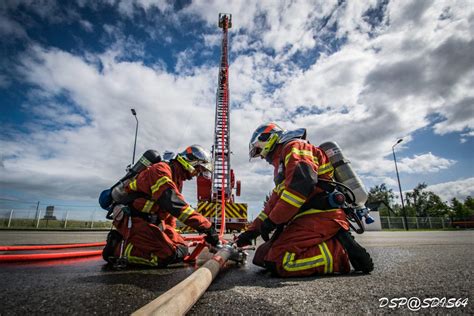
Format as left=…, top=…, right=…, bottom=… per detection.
left=0, top=250, right=103, bottom=262
left=0, top=242, right=106, bottom=251
left=132, top=246, right=233, bottom=316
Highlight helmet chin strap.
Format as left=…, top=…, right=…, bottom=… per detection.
left=260, top=133, right=280, bottom=158
left=264, top=149, right=276, bottom=164
left=176, top=155, right=196, bottom=174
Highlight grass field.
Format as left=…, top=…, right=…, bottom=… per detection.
left=1, top=218, right=112, bottom=230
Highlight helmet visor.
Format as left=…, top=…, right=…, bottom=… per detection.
left=249, top=143, right=262, bottom=159
left=195, top=161, right=212, bottom=173
left=191, top=149, right=210, bottom=162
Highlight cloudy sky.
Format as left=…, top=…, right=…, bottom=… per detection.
left=1, top=0, right=473, bottom=219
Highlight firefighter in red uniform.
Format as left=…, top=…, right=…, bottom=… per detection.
left=102, top=145, right=219, bottom=267
left=236, top=123, right=373, bottom=277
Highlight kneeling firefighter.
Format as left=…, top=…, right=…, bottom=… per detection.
left=99, top=145, right=219, bottom=267
left=235, top=123, right=374, bottom=277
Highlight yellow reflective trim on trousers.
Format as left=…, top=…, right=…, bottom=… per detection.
left=129, top=179, right=137, bottom=191
left=124, top=243, right=159, bottom=266
left=319, top=241, right=333, bottom=274
left=177, top=206, right=194, bottom=222
left=128, top=254, right=159, bottom=266
left=280, top=189, right=305, bottom=208
left=282, top=251, right=325, bottom=272
left=284, top=148, right=314, bottom=166
left=318, top=162, right=334, bottom=175
left=258, top=212, right=268, bottom=221
left=150, top=176, right=171, bottom=195
left=292, top=208, right=340, bottom=220
left=141, top=200, right=154, bottom=213
left=125, top=243, right=133, bottom=257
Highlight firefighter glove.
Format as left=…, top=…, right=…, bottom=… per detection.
left=260, top=218, right=276, bottom=242
left=204, top=225, right=220, bottom=247
left=235, top=230, right=260, bottom=247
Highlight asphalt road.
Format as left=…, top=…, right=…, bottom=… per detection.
left=0, top=230, right=472, bottom=315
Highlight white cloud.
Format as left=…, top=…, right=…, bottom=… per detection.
left=203, top=33, right=220, bottom=47
left=398, top=152, right=456, bottom=174
left=1, top=0, right=472, bottom=215
left=116, top=0, right=172, bottom=16
left=1, top=45, right=217, bottom=200
left=427, top=177, right=474, bottom=202
left=79, top=19, right=94, bottom=32
left=0, top=15, right=28, bottom=38
left=181, top=0, right=346, bottom=55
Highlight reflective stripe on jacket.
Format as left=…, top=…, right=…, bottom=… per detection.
left=125, top=161, right=211, bottom=232
left=250, top=139, right=339, bottom=232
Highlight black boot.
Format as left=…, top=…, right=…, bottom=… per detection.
left=159, top=245, right=189, bottom=267
left=336, top=230, right=374, bottom=273
left=102, top=230, right=123, bottom=263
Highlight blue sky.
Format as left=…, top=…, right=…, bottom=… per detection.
left=0, top=0, right=473, bottom=220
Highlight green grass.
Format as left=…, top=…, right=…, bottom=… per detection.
left=1, top=218, right=112, bottom=230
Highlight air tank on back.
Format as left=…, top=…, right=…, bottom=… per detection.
left=111, top=149, right=162, bottom=203
left=118, top=149, right=162, bottom=184
left=318, top=141, right=368, bottom=208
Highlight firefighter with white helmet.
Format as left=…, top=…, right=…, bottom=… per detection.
left=236, top=123, right=373, bottom=277
left=102, top=144, right=219, bottom=267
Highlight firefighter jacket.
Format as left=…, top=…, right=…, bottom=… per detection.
left=250, top=139, right=348, bottom=230
left=124, top=160, right=211, bottom=232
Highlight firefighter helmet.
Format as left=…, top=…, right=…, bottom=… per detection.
left=176, top=145, right=212, bottom=174
left=249, top=122, right=284, bottom=159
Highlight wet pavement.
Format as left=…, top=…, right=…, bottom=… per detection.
left=0, top=230, right=473, bottom=315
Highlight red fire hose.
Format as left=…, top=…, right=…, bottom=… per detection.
left=0, top=250, right=103, bottom=262
left=0, top=241, right=105, bottom=263
left=0, top=236, right=204, bottom=263
left=0, top=242, right=106, bottom=251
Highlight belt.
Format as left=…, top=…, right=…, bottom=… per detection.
left=293, top=208, right=340, bottom=220
left=128, top=206, right=152, bottom=221
left=300, top=193, right=333, bottom=211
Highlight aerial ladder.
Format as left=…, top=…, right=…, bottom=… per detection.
left=192, top=13, right=248, bottom=233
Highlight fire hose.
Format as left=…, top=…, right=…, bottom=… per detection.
left=0, top=236, right=208, bottom=263
left=132, top=245, right=240, bottom=316
left=0, top=250, right=103, bottom=262
left=0, top=242, right=106, bottom=251
left=0, top=242, right=106, bottom=262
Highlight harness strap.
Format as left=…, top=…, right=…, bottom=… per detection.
left=292, top=208, right=340, bottom=221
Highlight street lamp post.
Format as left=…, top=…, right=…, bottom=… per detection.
left=131, top=108, right=138, bottom=165
left=392, top=138, right=408, bottom=231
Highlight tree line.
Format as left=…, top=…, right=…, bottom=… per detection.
left=367, top=183, right=474, bottom=220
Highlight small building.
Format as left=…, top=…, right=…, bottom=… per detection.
left=43, top=205, right=57, bottom=220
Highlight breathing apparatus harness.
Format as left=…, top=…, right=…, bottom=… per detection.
left=261, top=134, right=372, bottom=242
left=313, top=178, right=365, bottom=234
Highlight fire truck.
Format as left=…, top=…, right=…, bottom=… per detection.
left=185, top=14, right=248, bottom=233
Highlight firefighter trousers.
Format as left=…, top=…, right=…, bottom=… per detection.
left=111, top=215, right=188, bottom=267
left=254, top=211, right=351, bottom=277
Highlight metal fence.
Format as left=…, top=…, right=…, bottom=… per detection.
left=0, top=208, right=112, bottom=230
left=0, top=208, right=462, bottom=231
left=380, top=216, right=451, bottom=230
